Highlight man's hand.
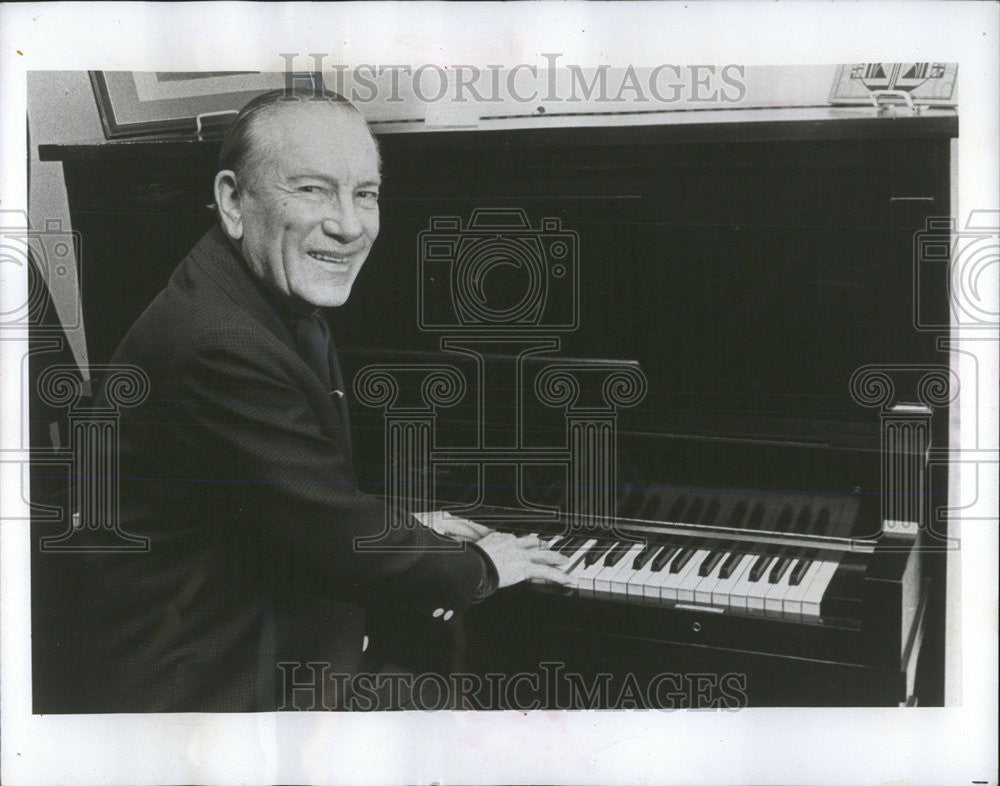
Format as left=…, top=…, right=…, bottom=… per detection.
left=474, top=532, right=573, bottom=589
left=412, top=512, right=573, bottom=588
left=412, top=511, right=493, bottom=542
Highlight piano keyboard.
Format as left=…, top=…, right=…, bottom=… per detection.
left=531, top=530, right=848, bottom=621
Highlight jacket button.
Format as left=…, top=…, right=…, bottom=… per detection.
left=443, top=610, right=454, bottom=621
left=432, top=608, right=444, bottom=618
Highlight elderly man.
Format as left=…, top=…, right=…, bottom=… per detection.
left=80, top=88, right=568, bottom=712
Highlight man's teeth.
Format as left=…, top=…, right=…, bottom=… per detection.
left=309, top=251, right=350, bottom=263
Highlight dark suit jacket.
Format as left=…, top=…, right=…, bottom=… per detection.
left=80, top=225, right=492, bottom=712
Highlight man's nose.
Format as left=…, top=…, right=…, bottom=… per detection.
left=321, top=196, right=364, bottom=242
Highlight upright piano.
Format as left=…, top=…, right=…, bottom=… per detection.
left=35, top=106, right=957, bottom=709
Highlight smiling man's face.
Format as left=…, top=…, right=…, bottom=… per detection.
left=230, top=102, right=381, bottom=308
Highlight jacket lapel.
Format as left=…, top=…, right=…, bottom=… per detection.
left=181, top=226, right=354, bottom=453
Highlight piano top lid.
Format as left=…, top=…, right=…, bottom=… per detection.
left=38, top=105, right=959, bottom=162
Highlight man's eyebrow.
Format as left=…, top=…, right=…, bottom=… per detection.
left=287, top=172, right=382, bottom=187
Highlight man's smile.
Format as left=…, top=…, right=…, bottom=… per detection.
left=308, top=250, right=357, bottom=264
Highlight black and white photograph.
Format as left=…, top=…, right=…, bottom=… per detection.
left=1, top=3, right=997, bottom=785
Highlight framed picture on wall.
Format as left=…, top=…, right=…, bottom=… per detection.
left=89, top=71, right=320, bottom=138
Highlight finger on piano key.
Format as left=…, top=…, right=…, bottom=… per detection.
left=529, top=533, right=564, bottom=584
left=531, top=534, right=593, bottom=585
left=540, top=533, right=565, bottom=551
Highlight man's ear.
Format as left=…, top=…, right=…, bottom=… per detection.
left=214, top=170, right=243, bottom=240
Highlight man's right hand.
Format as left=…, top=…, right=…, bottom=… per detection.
left=474, top=532, right=574, bottom=589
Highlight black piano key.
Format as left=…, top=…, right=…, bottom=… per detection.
left=668, top=547, right=696, bottom=573
left=631, top=542, right=657, bottom=570
left=747, top=502, right=766, bottom=529
left=632, top=543, right=658, bottom=570
left=748, top=554, right=774, bottom=582
left=768, top=555, right=793, bottom=584
left=545, top=535, right=565, bottom=551
left=794, top=506, right=812, bottom=531
left=788, top=557, right=812, bottom=586
left=698, top=549, right=727, bottom=577
left=557, top=535, right=586, bottom=556
left=774, top=504, right=794, bottom=532
left=718, top=550, right=746, bottom=579
left=583, top=540, right=614, bottom=566
left=815, top=507, right=831, bottom=534
left=603, top=541, right=632, bottom=568
left=650, top=545, right=679, bottom=572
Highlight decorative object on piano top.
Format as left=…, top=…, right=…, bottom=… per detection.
left=828, top=63, right=957, bottom=114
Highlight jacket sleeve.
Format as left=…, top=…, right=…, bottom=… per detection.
left=165, top=322, right=494, bottom=615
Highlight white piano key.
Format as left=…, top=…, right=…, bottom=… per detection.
left=728, top=555, right=764, bottom=611
left=745, top=558, right=775, bottom=612
left=764, top=567, right=794, bottom=613
left=674, top=549, right=715, bottom=602
left=710, top=554, right=752, bottom=608
left=780, top=560, right=824, bottom=617
left=658, top=549, right=704, bottom=603
left=628, top=546, right=674, bottom=601
left=570, top=542, right=615, bottom=596
left=595, top=543, right=645, bottom=597
left=692, top=550, right=735, bottom=604
left=800, top=558, right=841, bottom=617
